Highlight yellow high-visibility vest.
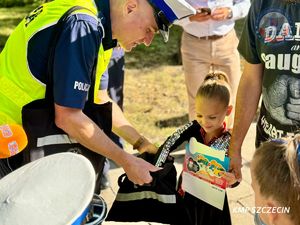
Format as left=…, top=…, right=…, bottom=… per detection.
left=0, top=0, right=112, bottom=125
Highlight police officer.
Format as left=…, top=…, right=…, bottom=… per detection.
left=0, top=0, right=196, bottom=185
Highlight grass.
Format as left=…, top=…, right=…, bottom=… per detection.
left=0, top=5, right=36, bottom=49
left=125, top=25, right=183, bottom=69
left=0, top=6, right=246, bottom=148
left=123, top=66, right=189, bottom=146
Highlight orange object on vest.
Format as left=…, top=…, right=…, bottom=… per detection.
left=0, top=124, right=28, bottom=158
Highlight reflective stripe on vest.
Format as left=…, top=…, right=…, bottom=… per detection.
left=115, top=191, right=176, bottom=204
left=37, top=134, right=78, bottom=147
left=0, top=0, right=112, bottom=124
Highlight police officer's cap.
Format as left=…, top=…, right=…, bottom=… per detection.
left=148, top=0, right=196, bottom=42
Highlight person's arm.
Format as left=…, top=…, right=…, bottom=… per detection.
left=211, top=0, right=250, bottom=21
left=229, top=61, right=264, bottom=181
left=54, top=104, right=159, bottom=185
left=98, top=90, right=157, bottom=154
left=174, top=8, right=210, bottom=25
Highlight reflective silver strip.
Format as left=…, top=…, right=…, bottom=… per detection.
left=37, top=134, right=78, bottom=147
left=115, top=191, right=176, bottom=204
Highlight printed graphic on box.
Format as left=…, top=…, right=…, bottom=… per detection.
left=182, top=137, right=230, bottom=210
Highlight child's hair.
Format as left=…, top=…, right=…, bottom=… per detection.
left=196, top=71, right=231, bottom=106
left=253, top=136, right=300, bottom=224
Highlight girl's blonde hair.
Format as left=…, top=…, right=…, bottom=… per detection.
left=196, top=71, right=231, bottom=106
left=253, top=136, right=300, bottom=224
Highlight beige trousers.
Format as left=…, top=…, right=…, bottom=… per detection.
left=181, top=29, right=241, bottom=127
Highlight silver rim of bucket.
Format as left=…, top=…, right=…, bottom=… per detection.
left=85, top=194, right=107, bottom=225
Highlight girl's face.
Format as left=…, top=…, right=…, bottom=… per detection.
left=195, top=96, right=232, bottom=135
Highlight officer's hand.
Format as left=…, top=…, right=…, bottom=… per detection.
left=122, top=154, right=160, bottom=185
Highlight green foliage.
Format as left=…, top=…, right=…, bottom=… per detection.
left=0, top=4, right=245, bottom=69
left=0, top=0, right=43, bottom=7
left=0, top=5, right=36, bottom=49
left=234, top=18, right=246, bottom=38
left=126, top=25, right=183, bottom=69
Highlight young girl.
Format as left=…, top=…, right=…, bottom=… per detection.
left=251, top=136, right=300, bottom=225
left=157, top=71, right=237, bottom=225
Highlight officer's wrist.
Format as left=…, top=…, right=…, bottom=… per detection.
left=133, top=136, right=145, bottom=150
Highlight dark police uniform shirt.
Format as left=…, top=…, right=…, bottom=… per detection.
left=27, top=0, right=116, bottom=109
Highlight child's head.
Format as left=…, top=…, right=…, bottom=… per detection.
left=251, top=137, right=300, bottom=225
left=195, top=71, right=232, bottom=134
